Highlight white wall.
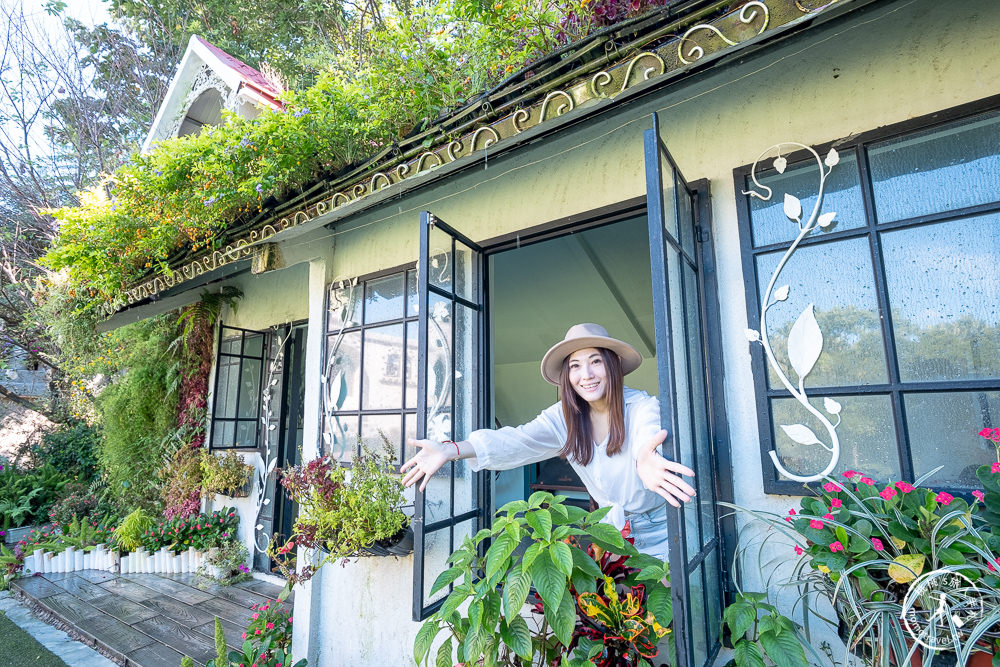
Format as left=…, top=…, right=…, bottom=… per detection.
left=211, top=0, right=1000, bottom=663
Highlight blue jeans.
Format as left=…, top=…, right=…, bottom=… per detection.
left=626, top=503, right=670, bottom=560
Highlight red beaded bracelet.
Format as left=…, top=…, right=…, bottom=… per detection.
left=442, top=439, right=460, bottom=459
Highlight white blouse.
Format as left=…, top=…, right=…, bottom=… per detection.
left=467, top=386, right=663, bottom=530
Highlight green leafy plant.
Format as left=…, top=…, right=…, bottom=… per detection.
left=413, top=492, right=673, bottom=666
left=114, top=508, right=154, bottom=552
left=271, top=442, right=408, bottom=583
left=721, top=593, right=808, bottom=667
left=199, top=539, right=251, bottom=584
left=206, top=616, right=228, bottom=667
left=180, top=656, right=194, bottom=667
left=201, top=451, right=254, bottom=497
left=0, top=463, right=68, bottom=529
left=32, top=422, right=101, bottom=482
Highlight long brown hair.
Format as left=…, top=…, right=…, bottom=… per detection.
left=557, top=347, right=625, bottom=465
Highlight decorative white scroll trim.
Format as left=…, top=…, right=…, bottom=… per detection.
left=743, top=142, right=842, bottom=482
left=254, top=329, right=289, bottom=553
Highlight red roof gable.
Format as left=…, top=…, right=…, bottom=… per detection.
left=194, top=36, right=283, bottom=108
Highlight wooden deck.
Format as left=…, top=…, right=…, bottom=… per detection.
left=11, top=571, right=290, bottom=667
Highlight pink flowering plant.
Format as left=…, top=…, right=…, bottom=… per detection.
left=139, top=508, right=240, bottom=553
left=228, top=598, right=305, bottom=667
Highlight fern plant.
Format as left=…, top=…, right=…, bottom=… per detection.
left=114, top=508, right=154, bottom=552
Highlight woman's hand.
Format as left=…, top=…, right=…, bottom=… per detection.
left=636, top=430, right=696, bottom=507
left=401, top=439, right=452, bottom=492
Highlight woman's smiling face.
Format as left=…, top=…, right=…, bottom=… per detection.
left=566, top=347, right=608, bottom=407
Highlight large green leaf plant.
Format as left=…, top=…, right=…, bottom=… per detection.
left=414, top=491, right=673, bottom=666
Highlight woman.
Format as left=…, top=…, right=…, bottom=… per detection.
left=401, top=323, right=695, bottom=559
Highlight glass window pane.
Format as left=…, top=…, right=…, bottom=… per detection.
left=869, top=111, right=1000, bottom=223
left=402, top=413, right=417, bottom=466
left=748, top=152, right=864, bottom=246
left=212, top=420, right=235, bottom=449
left=325, top=330, right=361, bottom=412
left=362, top=324, right=405, bottom=410
left=771, top=395, right=900, bottom=482
left=756, top=238, right=887, bottom=387
left=237, top=359, right=262, bottom=418
left=659, top=149, right=678, bottom=241
left=454, top=241, right=478, bottom=302
left=214, top=357, right=235, bottom=418
left=243, top=333, right=264, bottom=357
left=684, top=263, right=716, bottom=544
left=425, top=293, right=453, bottom=442
left=326, top=415, right=358, bottom=463
left=235, top=420, right=257, bottom=448
left=220, top=336, right=240, bottom=354
left=405, top=321, right=418, bottom=410
left=328, top=282, right=362, bottom=330
left=428, top=226, right=454, bottom=295
left=360, top=414, right=402, bottom=457
left=664, top=248, right=700, bottom=555
left=364, top=273, right=405, bottom=324
left=406, top=270, right=419, bottom=316
left=907, top=391, right=1000, bottom=489
left=689, top=563, right=708, bottom=667
left=704, top=547, right=722, bottom=657
left=679, top=183, right=696, bottom=259
left=881, top=214, right=1000, bottom=382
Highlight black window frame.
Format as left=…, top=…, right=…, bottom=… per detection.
left=322, top=265, right=420, bottom=467
left=209, top=324, right=268, bottom=451
left=735, top=95, right=1000, bottom=496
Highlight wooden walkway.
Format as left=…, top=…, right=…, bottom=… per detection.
left=11, top=571, right=290, bottom=667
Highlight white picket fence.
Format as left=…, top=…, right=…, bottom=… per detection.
left=22, top=544, right=221, bottom=577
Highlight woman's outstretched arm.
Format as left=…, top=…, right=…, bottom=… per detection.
left=401, top=438, right=471, bottom=492
left=635, top=429, right=697, bottom=508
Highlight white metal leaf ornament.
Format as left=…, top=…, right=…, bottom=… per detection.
left=787, top=304, right=823, bottom=382
left=783, top=193, right=802, bottom=222
left=825, top=147, right=840, bottom=168
left=780, top=423, right=823, bottom=446
left=743, top=141, right=842, bottom=483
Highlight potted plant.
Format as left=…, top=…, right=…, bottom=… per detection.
left=270, top=441, right=410, bottom=583
left=727, top=444, right=1000, bottom=667
left=201, top=450, right=255, bottom=498
left=413, top=491, right=674, bottom=666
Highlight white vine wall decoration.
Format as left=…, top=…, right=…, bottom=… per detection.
left=254, top=330, right=289, bottom=553
left=743, top=143, right=843, bottom=483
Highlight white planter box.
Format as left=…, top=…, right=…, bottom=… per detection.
left=19, top=543, right=216, bottom=577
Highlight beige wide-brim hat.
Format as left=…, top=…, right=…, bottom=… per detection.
left=540, top=323, right=642, bottom=386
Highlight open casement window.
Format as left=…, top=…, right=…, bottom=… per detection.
left=645, top=114, right=730, bottom=667
left=412, top=212, right=488, bottom=621
left=210, top=325, right=268, bottom=450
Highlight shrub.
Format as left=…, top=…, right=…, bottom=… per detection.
left=200, top=538, right=251, bottom=584
left=33, top=422, right=101, bottom=482
left=0, top=463, right=68, bottom=529
left=47, top=483, right=98, bottom=530
left=114, top=508, right=154, bottom=552
left=201, top=451, right=254, bottom=497
left=96, top=316, right=179, bottom=513
left=161, top=445, right=204, bottom=519
left=141, top=508, right=240, bottom=553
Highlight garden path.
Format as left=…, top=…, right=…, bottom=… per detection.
left=11, top=571, right=289, bottom=667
